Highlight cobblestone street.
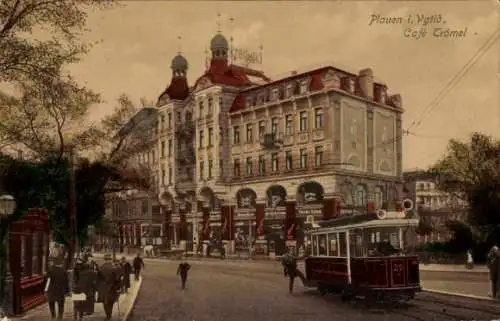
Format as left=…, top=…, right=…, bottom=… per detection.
left=128, top=259, right=496, bottom=321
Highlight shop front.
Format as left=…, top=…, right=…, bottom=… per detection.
left=261, top=185, right=288, bottom=257
left=234, top=188, right=257, bottom=256
left=295, top=181, right=325, bottom=254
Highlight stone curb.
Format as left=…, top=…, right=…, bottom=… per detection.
left=122, top=276, right=142, bottom=321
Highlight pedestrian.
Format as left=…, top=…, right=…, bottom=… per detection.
left=97, top=254, right=121, bottom=320
left=73, top=255, right=97, bottom=321
left=45, top=256, right=69, bottom=321
left=487, top=245, right=500, bottom=298
left=177, top=261, right=191, bottom=289
left=120, top=256, right=132, bottom=293
left=465, top=249, right=474, bottom=269
left=281, top=248, right=306, bottom=294
left=132, top=253, right=145, bottom=280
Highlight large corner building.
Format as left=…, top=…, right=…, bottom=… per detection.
left=116, top=30, right=406, bottom=257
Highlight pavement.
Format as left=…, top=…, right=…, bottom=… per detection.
left=124, top=256, right=498, bottom=321
left=11, top=274, right=142, bottom=321
left=92, top=252, right=492, bottom=301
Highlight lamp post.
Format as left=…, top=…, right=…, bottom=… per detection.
left=0, top=194, right=16, bottom=316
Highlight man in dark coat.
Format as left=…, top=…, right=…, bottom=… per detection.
left=120, top=257, right=132, bottom=293
left=487, top=245, right=500, bottom=298
left=73, top=255, right=97, bottom=320
left=45, top=257, right=69, bottom=320
left=97, top=254, right=121, bottom=320
left=177, top=261, right=191, bottom=289
left=281, top=249, right=306, bottom=294
left=132, top=253, right=144, bottom=281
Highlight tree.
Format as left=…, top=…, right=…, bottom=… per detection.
left=0, top=0, right=114, bottom=156
left=430, top=132, right=500, bottom=241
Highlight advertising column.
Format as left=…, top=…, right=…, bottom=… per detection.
left=234, top=189, right=257, bottom=258
left=254, top=201, right=266, bottom=256
left=208, top=199, right=223, bottom=257
left=221, top=202, right=234, bottom=255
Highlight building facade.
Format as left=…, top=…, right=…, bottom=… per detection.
left=126, top=30, right=406, bottom=257
left=403, top=170, right=468, bottom=243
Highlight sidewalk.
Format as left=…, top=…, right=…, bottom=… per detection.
left=419, top=263, right=488, bottom=273
left=11, top=275, right=142, bottom=321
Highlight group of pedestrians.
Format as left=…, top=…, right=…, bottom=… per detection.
left=44, top=252, right=144, bottom=320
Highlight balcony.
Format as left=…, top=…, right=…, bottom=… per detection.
left=260, top=132, right=283, bottom=149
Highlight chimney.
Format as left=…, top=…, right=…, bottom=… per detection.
left=358, top=68, right=374, bottom=99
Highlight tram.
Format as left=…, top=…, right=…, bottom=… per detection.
left=303, top=199, right=421, bottom=301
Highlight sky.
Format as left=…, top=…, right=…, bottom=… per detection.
left=70, top=0, right=499, bottom=170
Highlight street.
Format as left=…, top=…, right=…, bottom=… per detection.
left=126, top=259, right=498, bottom=321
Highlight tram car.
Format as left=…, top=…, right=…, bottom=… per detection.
left=303, top=199, right=421, bottom=301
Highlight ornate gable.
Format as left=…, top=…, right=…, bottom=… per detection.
left=194, top=77, right=213, bottom=92
left=322, top=69, right=341, bottom=89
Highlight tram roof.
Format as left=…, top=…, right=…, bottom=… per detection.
left=308, top=218, right=419, bottom=234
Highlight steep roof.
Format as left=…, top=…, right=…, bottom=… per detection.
left=157, top=77, right=190, bottom=103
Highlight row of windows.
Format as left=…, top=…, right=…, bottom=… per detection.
left=233, top=108, right=324, bottom=144
left=245, top=80, right=309, bottom=108
left=233, top=146, right=324, bottom=176
left=311, top=232, right=348, bottom=257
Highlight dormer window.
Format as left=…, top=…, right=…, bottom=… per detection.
left=257, top=94, right=265, bottom=105
left=379, top=90, right=386, bottom=104
left=299, top=81, right=308, bottom=94
left=271, top=88, right=279, bottom=101
left=348, top=78, right=355, bottom=92
left=246, top=96, right=254, bottom=107
left=286, top=84, right=293, bottom=98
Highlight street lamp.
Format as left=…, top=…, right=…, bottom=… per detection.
left=0, top=194, right=16, bottom=317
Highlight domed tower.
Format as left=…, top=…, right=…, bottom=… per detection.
left=157, top=52, right=190, bottom=105
left=209, top=32, right=229, bottom=73
left=171, top=53, right=188, bottom=78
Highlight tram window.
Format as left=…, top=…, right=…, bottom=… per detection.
left=318, top=234, right=327, bottom=256
left=312, top=235, right=318, bottom=256
left=328, top=233, right=338, bottom=256
left=376, top=232, right=381, bottom=243
left=338, top=232, right=347, bottom=257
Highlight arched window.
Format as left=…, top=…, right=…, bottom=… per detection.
left=354, top=184, right=367, bottom=207
left=374, top=186, right=384, bottom=208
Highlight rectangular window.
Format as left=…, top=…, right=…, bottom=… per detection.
left=233, top=159, right=240, bottom=177
left=258, top=155, right=265, bottom=174
left=339, top=232, right=347, bottom=257
left=233, top=126, right=240, bottom=144
left=219, top=127, right=223, bottom=146
left=300, top=148, right=307, bottom=168
left=312, top=235, right=318, bottom=257
left=271, top=117, right=278, bottom=135
left=318, top=234, right=327, bottom=256
left=161, top=169, right=166, bottom=185
left=207, top=97, right=213, bottom=115
left=168, top=167, right=172, bottom=184
left=246, top=123, right=253, bottom=143
left=199, top=161, right=204, bottom=180
left=246, top=157, right=253, bottom=176
left=199, top=130, right=204, bottom=148
left=299, top=81, right=308, bottom=94
left=299, top=111, right=308, bottom=132
left=328, top=233, right=338, bottom=256
left=272, top=88, right=279, bottom=101
left=176, top=111, right=181, bottom=123
left=271, top=153, right=278, bottom=172
left=168, top=139, right=172, bottom=156
left=315, top=146, right=323, bottom=167
left=168, top=113, right=172, bottom=128
left=219, top=160, right=224, bottom=177
left=161, top=141, right=165, bottom=157
left=199, top=101, right=204, bottom=118
left=286, top=84, right=293, bottom=98
left=285, top=115, right=293, bottom=135
left=258, top=121, right=266, bottom=137
left=208, top=160, right=213, bottom=178
left=314, top=108, right=324, bottom=129
left=161, top=115, right=165, bottom=130
left=208, top=127, right=214, bottom=146
left=285, top=151, right=293, bottom=170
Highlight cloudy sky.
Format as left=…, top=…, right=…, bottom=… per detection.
left=72, top=1, right=499, bottom=170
